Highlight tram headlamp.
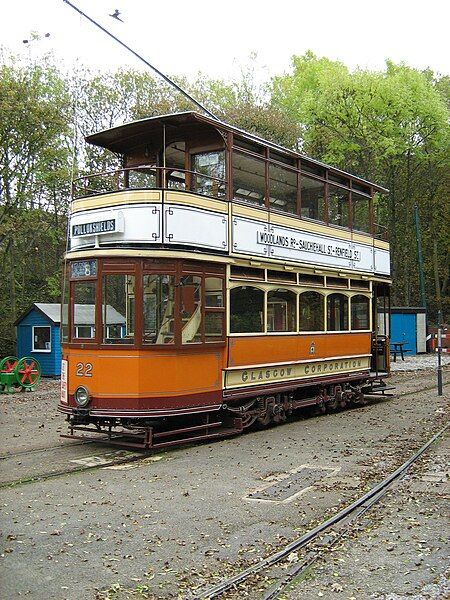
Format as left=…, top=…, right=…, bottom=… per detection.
left=74, top=386, right=90, bottom=407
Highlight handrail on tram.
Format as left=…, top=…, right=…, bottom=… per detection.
left=71, top=165, right=228, bottom=201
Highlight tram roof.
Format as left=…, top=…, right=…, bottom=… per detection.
left=86, top=111, right=388, bottom=193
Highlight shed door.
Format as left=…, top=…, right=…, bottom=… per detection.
left=391, top=313, right=417, bottom=355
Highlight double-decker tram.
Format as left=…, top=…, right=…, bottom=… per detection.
left=59, top=112, right=391, bottom=448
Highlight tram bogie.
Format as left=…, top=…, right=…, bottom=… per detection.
left=59, top=112, right=392, bottom=448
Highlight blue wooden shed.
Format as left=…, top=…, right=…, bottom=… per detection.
left=15, top=303, right=62, bottom=377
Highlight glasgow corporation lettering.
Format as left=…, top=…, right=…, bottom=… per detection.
left=72, top=219, right=116, bottom=237
left=257, top=230, right=361, bottom=261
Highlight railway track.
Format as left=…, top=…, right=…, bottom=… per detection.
left=191, top=422, right=449, bottom=599
left=1, top=380, right=447, bottom=489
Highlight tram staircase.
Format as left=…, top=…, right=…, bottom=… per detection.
left=155, top=302, right=202, bottom=344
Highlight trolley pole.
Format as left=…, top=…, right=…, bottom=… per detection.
left=437, top=310, right=443, bottom=396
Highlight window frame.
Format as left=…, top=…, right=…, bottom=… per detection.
left=32, top=325, right=52, bottom=353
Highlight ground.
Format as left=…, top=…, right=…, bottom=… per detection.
left=0, top=357, right=448, bottom=600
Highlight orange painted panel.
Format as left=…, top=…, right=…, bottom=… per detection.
left=65, top=348, right=225, bottom=400
left=228, top=333, right=371, bottom=367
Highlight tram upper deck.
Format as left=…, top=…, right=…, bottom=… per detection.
left=68, top=112, right=390, bottom=279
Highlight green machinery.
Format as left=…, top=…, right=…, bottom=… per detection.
left=0, top=356, right=41, bottom=393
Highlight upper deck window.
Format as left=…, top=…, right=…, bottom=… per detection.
left=233, top=152, right=266, bottom=206
left=301, top=176, right=325, bottom=221
left=352, top=192, right=370, bottom=233
left=269, top=150, right=296, bottom=166
left=191, top=151, right=225, bottom=198
left=300, top=161, right=326, bottom=177
left=328, top=184, right=349, bottom=228
left=269, top=164, right=297, bottom=214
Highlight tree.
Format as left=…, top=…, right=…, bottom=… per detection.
left=272, top=53, right=450, bottom=320
left=0, top=52, right=72, bottom=353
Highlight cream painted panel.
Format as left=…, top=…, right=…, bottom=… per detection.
left=69, top=204, right=162, bottom=250
left=164, top=204, right=228, bottom=251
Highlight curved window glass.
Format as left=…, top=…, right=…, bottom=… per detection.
left=299, top=291, right=324, bottom=331
left=143, top=274, right=175, bottom=344
left=181, top=275, right=202, bottom=343
left=351, top=295, right=370, bottom=330
left=267, top=289, right=297, bottom=332
left=103, top=274, right=135, bottom=344
left=327, top=293, right=349, bottom=331
left=72, top=281, right=96, bottom=340
left=230, top=286, right=264, bottom=333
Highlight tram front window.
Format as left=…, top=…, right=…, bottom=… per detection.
left=181, top=275, right=202, bottom=344
left=191, top=151, right=225, bottom=198
left=103, top=274, right=135, bottom=344
left=72, top=281, right=96, bottom=340
left=143, top=274, right=175, bottom=344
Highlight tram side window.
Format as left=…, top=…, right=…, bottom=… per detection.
left=230, top=286, right=264, bottom=333
left=351, top=295, right=370, bottom=330
left=233, top=153, right=266, bottom=206
left=299, top=291, right=324, bottom=331
left=301, top=176, right=325, bottom=220
left=102, top=274, right=135, bottom=344
left=191, top=151, right=225, bottom=198
left=352, top=192, right=370, bottom=233
left=327, top=293, right=349, bottom=331
left=328, top=185, right=349, bottom=228
left=143, top=274, right=175, bottom=344
left=267, top=289, right=297, bottom=332
left=181, top=275, right=202, bottom=343
left=72, top=281, right=96, bottom=340
left=269, top=164, right=297, bottom=214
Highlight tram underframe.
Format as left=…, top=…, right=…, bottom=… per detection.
left=62, top=375, right=392, bottom=449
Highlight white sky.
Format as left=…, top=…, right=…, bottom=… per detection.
left=1, top=0, right=449, bottom=82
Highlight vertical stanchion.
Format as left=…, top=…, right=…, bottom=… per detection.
left=437, top=309, right=443, bottom=396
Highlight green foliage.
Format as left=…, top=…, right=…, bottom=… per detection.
left=0, top=49, right=448, bottom=357
left=273, top=53, right=450, bottom=319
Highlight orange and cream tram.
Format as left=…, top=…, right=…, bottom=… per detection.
left=59, top=112, right=391, bottom=447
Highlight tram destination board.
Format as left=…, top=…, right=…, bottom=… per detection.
left=72, top=218, right=116, bottom=237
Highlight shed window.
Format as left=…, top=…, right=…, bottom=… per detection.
left=299, top=292, right=324, bottom=331
left=327, top=293, right=349, bottom=331
left=33, top=326, right=51, bottom=351
left=230, top=286, right=264, bottom=333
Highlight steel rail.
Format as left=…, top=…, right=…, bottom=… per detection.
left=192, top=421, right=449, bottom=599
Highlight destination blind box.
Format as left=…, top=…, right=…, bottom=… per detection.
left=72, top=219, right=116, bottom=237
